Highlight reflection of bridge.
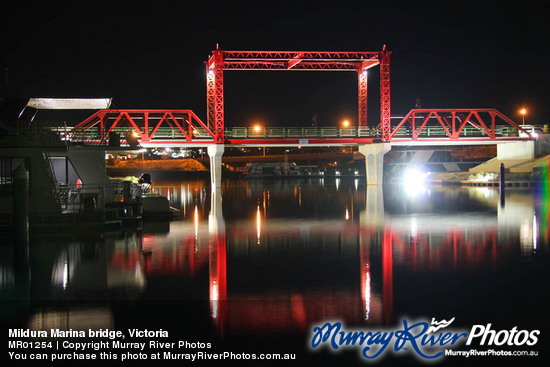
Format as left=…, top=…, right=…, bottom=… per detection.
left=15, top=183, right=539, bottom=338
left=123, top=186, right=524, bottom=334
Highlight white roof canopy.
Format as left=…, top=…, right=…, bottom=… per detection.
left=26, top=98, right=112, bottom=110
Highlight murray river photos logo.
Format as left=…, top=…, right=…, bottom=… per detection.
left=309, top=318, right=540, bottom=362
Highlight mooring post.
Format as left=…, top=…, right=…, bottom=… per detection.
left=500, top=163, right=505, bottom=207
left=13, top=163, right=29, bottom=244
left=13, top=164, right=31, bottom=297
left=123, top=180, right=131, bottom=202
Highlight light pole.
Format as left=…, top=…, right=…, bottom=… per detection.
left=520, top=108, right=527, bottom=126
left=252, top=124, right=265, bottom=156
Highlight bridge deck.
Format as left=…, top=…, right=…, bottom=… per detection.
left=64, top=125, right=534, bottom=148
left=63, top=108, right=535, bottom=148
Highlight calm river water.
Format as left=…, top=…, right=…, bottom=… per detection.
left=1, top=178, right=549, bottom=366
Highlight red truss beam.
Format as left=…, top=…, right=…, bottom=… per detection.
left=222, top=50, right=381, bottom=70
left=71, top=109, right=215, bottom=144
left=205, top=46, right=390, bottom=141
left=220, top=60, right=380, bottom=71
left=389, top=108, right=531, bottom=140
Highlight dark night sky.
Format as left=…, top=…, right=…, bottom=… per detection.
left=1, top=0, right=549, bottom=127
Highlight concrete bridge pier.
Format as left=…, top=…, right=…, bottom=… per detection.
left=208, top=144, right=225, bottom=189
left=359, top=143, right=391, bottom=185
left=497, top=140, right=535, bottom=160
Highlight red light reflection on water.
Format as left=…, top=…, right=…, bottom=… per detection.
left=104, top=217, right=522, bottom=336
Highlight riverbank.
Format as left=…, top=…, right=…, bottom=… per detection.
left=107, top=158, right=209, bottom=181
left=105, top=155, right=550, bottom=187
left=427, top=154, right=549, bottom=188
left=428, top=171, right=538, bottom=188
left=107, top=158, right=208, bottom=171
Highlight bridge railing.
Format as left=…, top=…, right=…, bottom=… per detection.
left=224, top=126, right=380, bottom=138
left=48, top=122, right=534, bottom=146
left=223, top=125, right=525, bottom=139
left=64, top=126, right=217, bottom=146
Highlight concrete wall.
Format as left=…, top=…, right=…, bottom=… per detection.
left=497, top=141, right=535, bottom=160
left=535, top=135, right=550, bottom=157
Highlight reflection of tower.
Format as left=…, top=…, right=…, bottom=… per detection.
left=208, top=188, right=227, bottom=336
left=360, top=185, right=393, bottom=325
left=360, top=234, right=371, bottom=321
left=497, top=191, right=537, bottom=258
left=382, top=227, right=393, bottom=325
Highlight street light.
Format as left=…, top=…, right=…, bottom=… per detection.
left=342, top=120, right=350, bottom=128
left=520, top=108, right=527, bottom=126
left=252, top=124, right=265, bottom=156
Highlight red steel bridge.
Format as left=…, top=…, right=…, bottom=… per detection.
left=69, top=108, right=533, bottom=148
left=69, top=46, right=533, bottom=148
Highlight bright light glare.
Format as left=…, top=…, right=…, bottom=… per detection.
left=342, top=120, right=350, bottom=128
left=363, top=270, right=371, bottom=320
left=533, top=214, right=538, bottom=250
left=253, top=125, right=261, bottom=132
left=404, top=168, right=427, bottom=184
left=256, top=205, right=262, bottom=244
left=194, top=205, right=199, bottom=239
left=403, top=168, right=429, bottom=198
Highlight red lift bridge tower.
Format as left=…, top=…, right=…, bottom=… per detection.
left=205, top=45, right=392, bottom=143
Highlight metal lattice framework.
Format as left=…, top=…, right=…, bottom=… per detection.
left=70, top=109, right=215, bottom=144
left=205, top=45, right=391, bottom=143
left=389, top=108, right=530, bottom=141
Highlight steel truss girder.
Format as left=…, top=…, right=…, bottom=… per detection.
left=71, top=109, right=215, bottom=144
left=390, top=108, right=531, bottom=140
left=222, top=50, right=380, bottom=61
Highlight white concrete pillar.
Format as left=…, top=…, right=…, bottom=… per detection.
left=207, top=144, right=225, bottom=188
left=358, top=143, right=391, bottom=185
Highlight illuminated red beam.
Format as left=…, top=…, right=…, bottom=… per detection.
left=222, top=50, right=380, bottom=60
left=389, top=108, right=531, bottom=141
left=223, top=61, right=369, bottom=71
left=71, top=109, right=215, bottom=143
